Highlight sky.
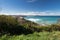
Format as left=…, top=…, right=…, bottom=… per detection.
left=0, top=0, right=60, bottom=15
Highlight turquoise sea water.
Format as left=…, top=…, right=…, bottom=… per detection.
left=24, top=16, right=60, bottom=24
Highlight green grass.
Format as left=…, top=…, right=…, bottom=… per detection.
left=0, top=31, right=60, bottom=40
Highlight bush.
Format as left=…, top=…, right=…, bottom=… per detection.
left=0, top=15, right=33, bottom=35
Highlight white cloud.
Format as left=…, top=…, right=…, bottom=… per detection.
left=27, top=0, right=37, bottom=2
left=1, top=11, right=60, bottom=16
left=16, top=11, right=60, bottom=16
left=0, top=13, right=9, bottom=15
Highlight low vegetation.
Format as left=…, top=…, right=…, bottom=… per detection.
left=0, top=15, right=60, bottom=40
left=0, top=31, right=60, bottom=40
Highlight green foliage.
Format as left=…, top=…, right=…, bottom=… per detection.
left=0, top=15, right=33, bottom=35
left=0, top=31, right=60, bottom=40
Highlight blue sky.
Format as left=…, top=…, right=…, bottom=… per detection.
left=0, top=0, right=60, bottom=15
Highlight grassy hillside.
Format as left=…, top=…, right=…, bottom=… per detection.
left=0, top=15, right=41, bottom=35
left=0, top=15, right=60, bottom=34
left=0, top=15, right=60, bottom=40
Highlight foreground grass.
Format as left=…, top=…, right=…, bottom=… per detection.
left=0, top=31, right=60, bottom=40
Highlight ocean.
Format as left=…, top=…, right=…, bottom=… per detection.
left=24, top=16, right=60, bottom=25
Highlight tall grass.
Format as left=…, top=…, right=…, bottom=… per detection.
left=0, top=31, right=60, bottom=40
